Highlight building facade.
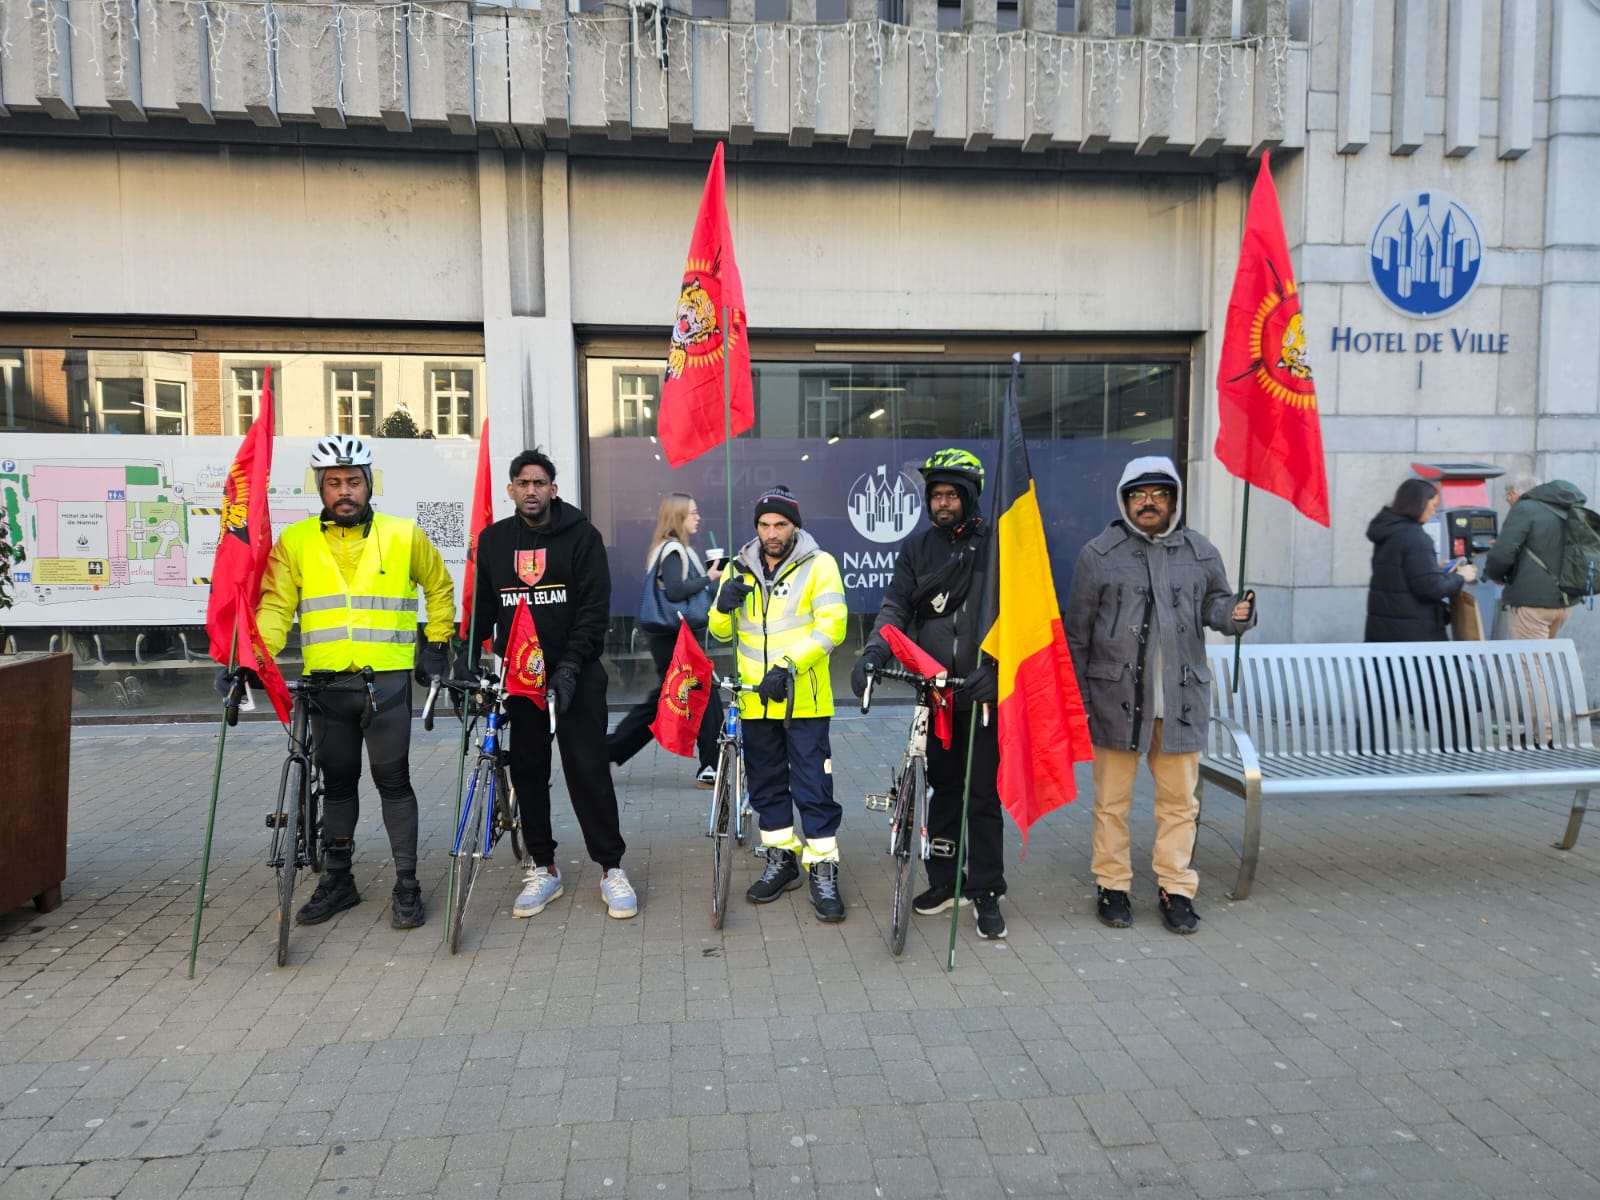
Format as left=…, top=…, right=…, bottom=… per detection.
left=1, top=0, right=1597, bottom=712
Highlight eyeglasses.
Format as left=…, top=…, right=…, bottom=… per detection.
left=1125, top=488, right=1174, bottom=504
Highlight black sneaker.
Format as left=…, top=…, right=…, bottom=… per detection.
left=1096, top=886, right=1132, bottom=929
left=1159, top=889, right=1201, bottom=935
left=391, top=880, right=425, bottom=929
left=973, top=892, right=1007, bottom=939
left=913, top=882, right=973, bottom=915
left=808, top=860, right=845, bottom=923
left=295, top=870, right=360, bottom=925
left=745, top=848, right=801, bottom=903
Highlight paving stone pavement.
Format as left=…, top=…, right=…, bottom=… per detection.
left=2, top=708, right=1600, bottom=1198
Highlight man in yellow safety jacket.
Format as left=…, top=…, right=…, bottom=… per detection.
left=256, top=435, right=455, bottom=930
left=709, top=486, right=849, bottom=922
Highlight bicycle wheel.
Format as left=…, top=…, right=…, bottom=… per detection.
left=709, top=750, right=738, bottom=930
left=449, top=757, right=491, bottom=955
left=888, top=757, right=921, bottom=957
left=275, top=757, right=305, bottom=968
left=494, top=767, right=525, bottom=862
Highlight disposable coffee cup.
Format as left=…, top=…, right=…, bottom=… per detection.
left=705, top=547, right=729, bottom=572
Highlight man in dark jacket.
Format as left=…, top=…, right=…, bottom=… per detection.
left=850, top=449, right=1006, bottom=939
left=465, top=449, right=636, bottom=920
left=1484, top=475, right=1584, bottom=640
left=1064, top=456, right=1255, bottom=935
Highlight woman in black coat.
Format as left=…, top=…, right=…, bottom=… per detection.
left=1364, top=478, right=1476, bottom=641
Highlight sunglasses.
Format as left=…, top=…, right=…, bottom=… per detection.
left=1124, top=488, right=1175, bottom=504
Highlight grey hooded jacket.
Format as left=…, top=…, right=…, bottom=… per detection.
left=1063, top=456, right=1256, bottom=755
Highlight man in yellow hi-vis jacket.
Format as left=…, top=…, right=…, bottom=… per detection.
left=256, top=435, right=455, bottom=931
left=709, top=486, right=849, bottom=922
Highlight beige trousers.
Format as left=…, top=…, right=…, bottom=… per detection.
left=1507, top=605, right=1572, bottom=641
left=1090, top=720, right=1201, bottom=898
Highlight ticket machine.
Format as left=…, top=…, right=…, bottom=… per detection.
left=1412, top=461, right=1506, bottom=637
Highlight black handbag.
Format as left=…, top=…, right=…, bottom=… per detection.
left=637, top=542, right=713, bottom=634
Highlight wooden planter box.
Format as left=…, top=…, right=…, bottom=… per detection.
left=0, top=652, right=71, bottom=915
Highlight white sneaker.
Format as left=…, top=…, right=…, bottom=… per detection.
left=694, top=765, right=717, bottom=788
left=512, top=865, right=563, bottom=918
left=600, top=868, right=638, bottom=919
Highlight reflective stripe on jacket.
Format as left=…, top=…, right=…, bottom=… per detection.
left=275, top=513, right=419, bottom=672
left=708, top=529, right=848, bottom=719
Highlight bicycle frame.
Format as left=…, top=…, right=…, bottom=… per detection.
left=453, top=695, right=510, bottom=861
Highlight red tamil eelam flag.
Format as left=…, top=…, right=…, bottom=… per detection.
left=459, top=418, right=493, bottom=642
left=204, top=367, right=291, bottom=722
left=658, top=142, right=753, bottom=468
left=504, top=596, right=548, bottom=710
left=880, top=624, right=954, bottom=750
left=650, top=617, right=714, bottom=757
left=977, top=358, right=1093, bottom=845
left=1214, top=150, right=1330, bottom=527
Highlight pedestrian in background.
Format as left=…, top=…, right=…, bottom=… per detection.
left=1365, top=477, right=1475, bottom=643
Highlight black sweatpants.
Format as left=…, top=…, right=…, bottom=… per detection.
left=507, top=660, right=627, bottom=870
left=923, top=706, right=1006, bottom=895
left=743, top=716, right=840, bottom=840
left=312, top=669, right=420, bottom=875
left=608, top=629, right=723, bottom=770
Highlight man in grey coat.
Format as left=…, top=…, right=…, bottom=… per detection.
left=1064, top=456, right=1255, bottom=934
left=1483, top=474, right=1585, bottom=641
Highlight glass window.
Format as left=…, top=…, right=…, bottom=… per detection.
left=330, top=368, right=378, bottom=435
left=96, top=378, right=144, bottom=436
left=429, top=367, right=475, bottom=438
left=153, top=381, right=187, bottom=436
left=231, top=366, right=271, bottom=434
left=0, top=353, right=23, bottom=428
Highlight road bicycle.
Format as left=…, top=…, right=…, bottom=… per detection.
left=431, top=668, right=529, bottom=954
left=226, top=666, right=377, bottom=967
left=706, top=673, right=765, bottom=930
left=859, top=662, right=963, bottom=956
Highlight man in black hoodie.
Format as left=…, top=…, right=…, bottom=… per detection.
left=849, top=449, right=1006, bottom=939
left=465, top=449, right=636, bottom=920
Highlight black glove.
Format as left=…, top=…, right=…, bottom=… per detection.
left=958, top=661, right=997, bottom=706
left=851, top=645, right=889, bottom=697
left=214, top=666, right=262, bottom=697
left=453, top=645, right=480, bottom=683
left=715, top=575, right=755, bottom=614
left=550, top=663, right=580, bottom=712
left=757, top=664, right=791, bottom=704
left=414, top=641, right=447, bottom=686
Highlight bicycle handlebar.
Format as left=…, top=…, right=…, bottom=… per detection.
left=224, top=676, right=245, bottom=727
left=859, top=662, right=967, bottom=714
left=358, top=666, right=377, bottom=731
left=420, top=677, right=442, bottom=732
left=717, top=669, right=796, bottom=728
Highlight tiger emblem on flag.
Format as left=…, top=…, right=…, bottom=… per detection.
left=662, top=660, right=701, bottom=719
left=220, top=462, right=251, bottom=545
left=667, top=276, right=718, bottom=381
left=1276, top=312, right=1313, bottom=382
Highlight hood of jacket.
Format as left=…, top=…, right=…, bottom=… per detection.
left=1115, top=455, right=1184, bottom=541
left=1523, top=480, right=1587, bottom=510
left=1366, top=506, right=1421, bottom=546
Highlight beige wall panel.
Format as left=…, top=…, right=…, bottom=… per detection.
left=566, top=160, right=1210, bottom=332
left=0, top=146, right=482, bottom=322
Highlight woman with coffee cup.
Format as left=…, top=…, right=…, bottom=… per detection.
left=608, top=492, right=726, bottom=784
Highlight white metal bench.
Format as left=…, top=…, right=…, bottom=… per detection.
left=1200, top=639, right=1600, bottom=900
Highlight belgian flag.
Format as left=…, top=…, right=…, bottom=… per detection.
left=977, top=357, right=1093, bottom=843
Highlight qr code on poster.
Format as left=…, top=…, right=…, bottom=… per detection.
left=416, top=501, right=466, bottom=548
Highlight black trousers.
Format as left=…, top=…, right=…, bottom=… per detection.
left=923, top=707, right=1006, bottom=895
left=506, top=660, right=627, bottom=870
left=312, top=670, right=420, bottom=876
left=743, top=716, right=841, bottom=841
left=608, top=629, right=723, bottom=770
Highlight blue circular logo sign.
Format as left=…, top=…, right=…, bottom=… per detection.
left=1368, top=190, right=1483, bottom=319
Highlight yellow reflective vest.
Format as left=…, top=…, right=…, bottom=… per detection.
left=708, top=530, right=848, bottom=719
left=258, top=512, right=453, bottom=673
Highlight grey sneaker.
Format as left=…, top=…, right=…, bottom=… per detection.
left=600, top=868, right=638, bottom=919
left=512, top=865, right=563, bottom=918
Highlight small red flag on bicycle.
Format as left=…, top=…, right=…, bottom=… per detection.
left=459, top=418, right=494, bottom=642
left=881, top=625, right=954, bottom=749
left=504, top=595, right=548, bottom=709
left=977, top=357, right=1093, bottom=844
left=1214, top=150, right=1330, bottom=526
left=204, top=366, right=291, bottom=722
left=657, top=142, right=753, bottom=468
left=651, top=617, right=714, bottom=758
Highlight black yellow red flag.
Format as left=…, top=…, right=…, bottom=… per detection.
left=651, top=617, right=714, bottom=758
left=504, top=596, right=548, bottom=710
left=977, top=358, right=1093, bottom=843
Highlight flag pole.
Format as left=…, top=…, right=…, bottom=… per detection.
left=444, top=582, right=480, bottom=947
left=1231, top=482, right=1251, bottom=692
left=722, top=303, right=734, bottom=551
left=188, top=621, right=239, bottom=979
left=946, top=704, right=981, bottom=971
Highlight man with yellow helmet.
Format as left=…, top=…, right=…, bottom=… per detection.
left=256, top=435, right=455, bottom=931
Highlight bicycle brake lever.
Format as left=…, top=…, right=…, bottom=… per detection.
left=359, top=665, right=377, bottom=731
left=860, top=666, right=875, bottom=715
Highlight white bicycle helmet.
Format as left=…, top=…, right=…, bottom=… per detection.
left=310, top=434, right=373, bottom=468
